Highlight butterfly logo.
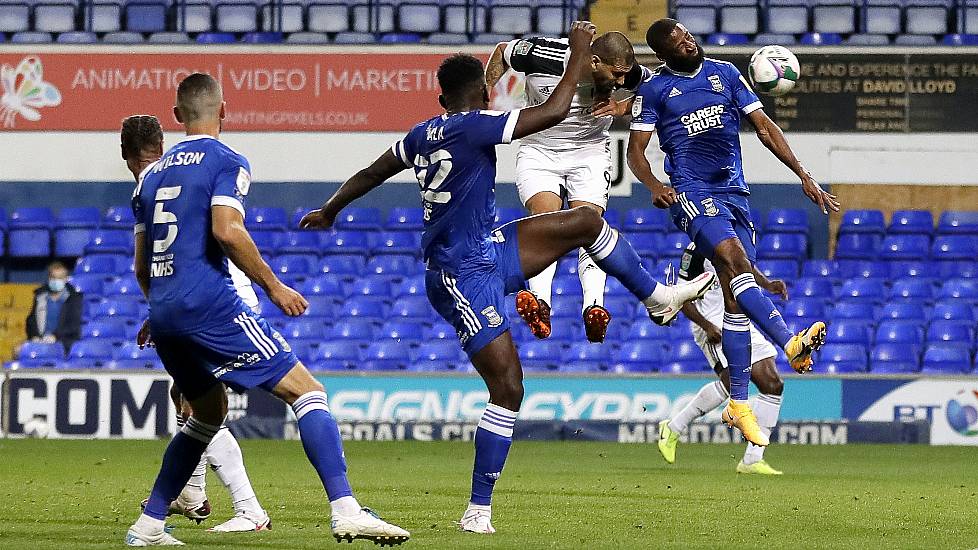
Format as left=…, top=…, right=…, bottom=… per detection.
left=1, top=56, right=62, bottom=128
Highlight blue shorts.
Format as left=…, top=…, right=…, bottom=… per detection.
left=154, top=310, right=299, bottom=401
left=669, top=190, right=757, bottom=264
left=426, top=222, right=525, bottom=357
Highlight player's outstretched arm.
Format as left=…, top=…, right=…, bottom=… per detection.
left=300, top=149, right=406, bottom=231
left=626, top=130, right=676, bottom=208
left=747, top=109, right=840, bottom=215
left=485, top=42, right=509, bottom=89
left=212, top=205, right=308, bottom=316
left=511, top=21, right=595, bottom=140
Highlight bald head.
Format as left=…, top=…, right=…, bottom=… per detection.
left=175, top=73, right=223, bottom=125
left=591, top=31, right=635, bottom=68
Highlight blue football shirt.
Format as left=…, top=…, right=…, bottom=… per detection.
left=132, top=135, right=252, bottom=335
left=391, top=109, right=520, bottom=275
left=631, top=58, right=762, bottom=195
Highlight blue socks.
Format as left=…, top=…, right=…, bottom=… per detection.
left=471, top=403, right=517, bottom=506
left=730, top=273, right=794, bottom=348
left=584, top=220, right=658, bottom=301
left=143, top=417, right=220, bottom=520
left=722, top=312, right=752, bottom=401
left=292, top=391, right=353, bottom=501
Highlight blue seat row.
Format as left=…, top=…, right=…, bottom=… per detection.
left=840, top=209, right=978, bottom=236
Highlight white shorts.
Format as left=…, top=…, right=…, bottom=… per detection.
left=515, top=142, right=611, bottom=209
left=692, top=323, right=778, bottom=370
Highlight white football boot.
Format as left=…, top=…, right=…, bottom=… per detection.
left=125, top=525, right=185, bottom=546
left=648, top=272, right=717, bottom=326
left=331, top=507, right=410, bottom=546
left=459, top=504, right=495, bottom=534
left=207, top=509, right=271, bottom=532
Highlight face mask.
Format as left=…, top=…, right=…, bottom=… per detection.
left=48, top=278, right=66, bottom=293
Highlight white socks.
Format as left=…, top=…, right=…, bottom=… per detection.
left=330, top=495, right=362, bottom=517
left=527, top=261, right=556, bottom=305
left=642, top=283, right=673, bottom=310
left=578, top=249, right=607, bottom=312
left=668, top=380, right=728, bottom=434
left=206, top=427, right=263, bottom=517
left=743, top=393, right=782, bottom=465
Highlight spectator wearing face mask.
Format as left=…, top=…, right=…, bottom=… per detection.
left=26, top=261, right=83, bottom=353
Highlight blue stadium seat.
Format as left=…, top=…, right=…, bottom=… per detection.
left=844, top=33, right=890, bottom=45
left=251, top=230, right=284, bottom=255
left=389, top=296, right=432, bottom=321
left=802, top=259, right=839, bottom=280
left=8, top=229, right=51, bottom=257
left=944, top=33, right=978, bottom=45
left=766, top=0, right=809, bottom=34
left=321, top=230, right=371, bottom=256
left=818, top=344, right=868, bottom=373
left=397, top=2, right=439, bottom=33
left=930, top=301, right=976, bottom=323
left=813, top=0, right=856, bottom=34
left=365, top=255, right=419, bottom=279
left=834, top=234, right=881, bottom=260
left=57, top=207, right=100, bottom=228
left=879, top=234, right=930, bottom=261
left=313, top=342, right=359, bottom=370
left=613, top=341, right=666, bottom=373
left=34, top=3, right=76, bottom=33
left=57, top=31, right=97, bottom=43
left=870, top=343, right=920, bottom=374
left=626, top=319, right=671, bottom=341
left=271, top=254, right=317, bottom=276
left=378, top=320, right=424, bottom=343
left=940, top=279, right=978, bottom=303
left=11, top=31, right=54, bottom=43
left=126, top=1, right=167, bottom=32
left=631, top=233, right=666, bottom=259
left=758, top=259, right=798, bottom=280
left=832, top=300, right=876, bottom=322
left=551, top=276, right=581, bottom=300
left=386, top=207, right=424, bottom=231
left=278, top=232, right=321, bottom=255
left=520, top=340, right=561, bottom=371
left=103, top=31, right=145, bottom=43
left=932, top=236, right=978, bottom=261
left=82, top=319, right=128, bottom=340
left=604, top=278, right=630, bottom=297
left=800, top=32, right=843, bottom=45
left=10, top=207, right=54, bottom=229
left=55, top=228, right=95, bottom=257
left=336, top=207, right=382, bottom=230
left=889, top=278, right=935, bottom=303
left=374, top=231, right=420, bottom=255
left=104, top=277, right=142, bottom=297
left=90, top=299, right=141, bottom=320
left=362, top=342, right=409, bottom=370
left=394, top=274, right=426, bottom=297
left=706, top=32, right=750, bottom=45
left=69, top=274, right=105, bottom=296
left=102, top=205, right=136, bottom=229
left=17, top=342, right=64, bottom=366
left=69, top=340, right=114, bottom=366
left=424, top=323, right=456, bottom=342
left=561, top=342, right=613, bottom=371
left=278, top=318, right=328, bottom=341
left=875, top=321, right=924, bottom=347
left=662, top=232, right=692, bottom=256
left=197, top=32, right=236, bottom=44
left=888, top=260, right=935, bottom=281
left=0, top=4, right=30, bottom=33
left=417, top=341, right=466, bottom=369
left=792, top=278, right=833, bottom=299
left=327, top=319, right=377, bottom=342
left=317, top=254, right=365, bottom=279
left=243, top=31, right=284, bottom=43
left=114, top=342, right=160, bottom=366
left=839, top=209, right=885, bottom=234
left=827, top=320, right=872, bottom=346
left=662, top=340, right=710, bottom=373
left=246, top=207, right=287, bottom=231
left=347, top=278, right=392, bottom=299
left=85, top=229, right=132, bottom=255
left=302, top=295, right=338, bottom=318
left=675, top=1, right=716, bottom=35
left=927, top=320, right=975, bottom=348
left=379, top=32, right=421, bottom=44
left=757, top=233, right=806, bottom=260
left=836, top=259, right=887, bottom=280
left=888, top=210, right=933, bottom=235
left=938, top=211, right=978, bottom=234
left=765, top=208, right=808, bottom=234
left=299, top=275, right=344, bottom=297
left=905, top=2, right=948, bottom=35
left=937, top=260, right=978, bottom=279
left=879, top=302, right=926, bottom=323
left=719, top=0, right=759, bottom=34
left=624, top=208, right=669, bottom=233
left=75, top=255, right=120, bottom=275
left=921, top=343, right=973, bottom=374
left=495, top=207, right=523, bottom=226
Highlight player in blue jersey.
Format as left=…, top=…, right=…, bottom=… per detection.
left=124, top=74, right=408, bottom=546
left=299, top=21, right=716, bottom=535
left=626, top=18, right=840, bottom=447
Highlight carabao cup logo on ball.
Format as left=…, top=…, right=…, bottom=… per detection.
left=945, top=389, right=978, bottom=436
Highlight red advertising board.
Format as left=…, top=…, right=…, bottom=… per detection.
left=0, top=51, right=473, bottom=132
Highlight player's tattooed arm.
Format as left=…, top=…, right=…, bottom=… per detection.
left=301, top=149, right=406, bottom=231
left=212, top=205, right=308, bottom=316
left=485, top=42, right=509, bottom=88
left=512, top=21, right=596, bottom=139
left=747, top=108, right=840, bottom=215
left=626, top=130, right=676, bottom=208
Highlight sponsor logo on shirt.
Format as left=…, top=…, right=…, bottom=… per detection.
left=680, top=104, right=724, bottom=136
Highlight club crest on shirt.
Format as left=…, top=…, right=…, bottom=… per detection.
left=631, top=95, right=643, bottom=118
left=482, top=306, right=503, bottom=328
left=701, top=197, right=719, bottom=216
left=708, top=74, right=724, bottom=92
left=514, top=40, right=532, bottom=56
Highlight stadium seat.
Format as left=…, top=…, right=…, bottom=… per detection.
left=8, top=229, right=51, bottom=257
left=937, top=260, right=978, bottom=280
left=938, top=211, right=978, bottom=235
left=839, top=209, right=885, bottom=234
left=834, top=234, right=881, bottom=260
left=362, top=341, right=409, bottom=370
left=785, top=298, right=827, bottom=319
left=378, top=320, right=424, bottom=343
left=765, top=208, right=808, bottom=234
left=321, top=230, right=371, bottom=255
left=706, top=33, right=749, bottom=45
left=278, top=318, right=328, bottom=341
left=879, top=302, right=927, bottom=323
left=752, top=32, right=797, bottom=45
left=624, top=208, right=669, bottom=233
left=875, top=321, right=925, bottom=347
left=932, top=236, right=978, bottom=261
left=34, top=3, right=76, bottom=33
left=889, top=278, right=935, bottom=303
left=57, top=31, right=97, bottom=43
left=286, top=32, right=330, bottom=43
left=347, top=278, right=392, bottom=299
left=69, top=340, right=114, bottom=366
left=336, top=207, right=382, bottom=231
left=870, top=343, right=921, bottom=374
left=299, top=275, right=344, bottom=297
left=259, top=2, right=302, bottom=32
left=626, top=320, right=670, bottom=341
left=102, top=31, right=144, bottom=43
left=386, top=207, right=424, bottom=231
left=888, top=260, right=935, bottom=281
left=10, top=207, right=54, bottom=229
left=631, top=233, right=666, bottom=259
left=827, top=320, right=872, bottom=346
left=758, top=233, right=806, bottom=260
left=246, top=207, right=288, bottom=231
left=927, top=320, right=975, bottom=348
left=758, top=259, right=798, bottom=280
left=921, top=343, right=973, bottom=373
left=330, top=32, right=373, bottom=44
left=423, top=322, right=456, bottom=343
left=802, top=259, right=839, bottom=280
left=113, top=342, right=160, bottom=369
left=102, top=205, right=135, bottom=229
left=365, top=255, right=419, bottom=279
left=613, top=341, right=667, bottom=373
left=719, top=0, right=759, bottom=34
left=327, top=318, right=376, bottom=343
left=149, top=31, right=191, bottom=43
left=863, top=0, right=901, bottom=34
left=125, top=1, right=167, bottom=32
left=251, top=230, right=283, bottom=255
left=416, top=341, right=466, bottom=369
left=17, top=342, right=64, bottom=366
left=69, top=274, right=105, bottom=296
left=905, top=3, right=948, bottom=35
left=894, top=34, right=937, bottom=46
left=11, top=31, right=53, bottom=43
left=888, top=210, right=933, bottom=235
left=813, top=0, right=856, bottom=34
left=940, top=279, right=978, bottom=303
left=836, top=260, right=887, bottom=281
left=313, top=342, right=359, bottom=370
left=271, top=254, right=317, bottom=277
left=818, top=344, right=868, bottom=373
left=489, top=5, right=531, bottom=34
left=90, top=299, right=141, bottom=320
left=832, top=300, right=876, bottom=322
left=879, top=235, right=930, bottom=261
left=495, top=207, right=523, bottom=226
left=520, top=341, right=562, bottom=371
left=394, top=274, right=425, bottom=297
left=792, top=278, right=833, bottom=299
left=396, top=3, right=440, bottom=33
left=85, top=230, right=131, bottom=255
left=0, top=4, right=30, bottom=33
left=197, top=32, right=236, bottom=44
left=800, top=32, right=842, bottom=45
left=765, top=0, right=808, bottom=34
left=317, top=254, right=365, bottom=279
left=75, top=255, right=120, bottom=275
left=299, top=295, right=336, bottom=318
left=388, top=296, right=432, bottom=320
left=306, top=3, right=349, bottom=33
left=675, top=3, right=716, bottom=35
left=930, top=302, right=976, bottom=323
left=55, top=228, right=95, bottom=257
left=662, top=232, right=692, bottom=256
left=277, top=232, right=320, bottom=255
left=844, top=33, right=890, bottom=45
left=561, top=342, right=613, bottom=371
left=374, top=232, right=420, bottom=255
left=82, top=319, right=128, bottom=340
left=379, top=32, right=421, bottom=43
left=57, top=207, right=100, bottom=228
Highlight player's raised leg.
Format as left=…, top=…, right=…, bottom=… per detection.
left=568, top=200, right=611, bottom=344
left=205, top=426, right=271, bottom=532
left=127, top=381, right=228, bottom=546
left=738, top=356, right=784, bottom=475
left=270, top=362, right=409, bottom=545
left=515, top=206, right=715, bottom=324
left=516, top=190, right=562, bottom=340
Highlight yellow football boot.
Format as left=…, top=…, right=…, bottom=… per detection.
left=722, top=401, right=769, bottom=446
left=785, top=321, right=827, bottom=373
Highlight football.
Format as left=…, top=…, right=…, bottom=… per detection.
left=748, top=45, right=801, bottom=96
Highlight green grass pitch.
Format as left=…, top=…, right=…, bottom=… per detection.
left=0, top=439, right=975, bottom=549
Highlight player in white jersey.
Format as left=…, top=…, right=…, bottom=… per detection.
left=486, top=32, right=646, bottom=343
left=121, top=115, right=271, bottom=532
left=657, top=243, right=787, bottom=474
